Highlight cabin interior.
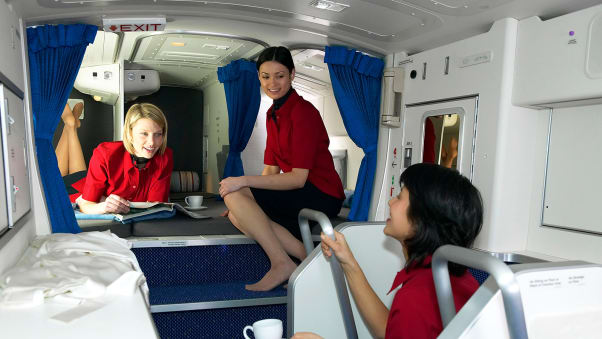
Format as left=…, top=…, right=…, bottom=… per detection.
left=1, top=0, right=602, bottom=338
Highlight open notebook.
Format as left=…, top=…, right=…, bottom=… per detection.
left=75, top=202, right=210, bottom=223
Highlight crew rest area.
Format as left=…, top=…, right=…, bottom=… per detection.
left=1, top=0, right=602, bottom=338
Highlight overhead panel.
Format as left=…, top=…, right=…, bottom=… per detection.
left=403, top=0, right=513, bottom=16
left=129, top=32, right=265, bottom=88
left=37, top=0, right=441, bottom=43
left=291, top=49, right=331, bottom=89
left=81, top=31, right=120, bottom=68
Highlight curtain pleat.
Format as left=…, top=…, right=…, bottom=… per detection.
left=27, top=24, right=96, bottom=233
left=324, top=46, right=384, bottom=221
left=217, top=59, right=261, bottom=179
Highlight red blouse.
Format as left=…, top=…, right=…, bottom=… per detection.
left=264, top=90, right=345, bottom=200
left=385, top=256, right=479, bottom=339
left=423, top=117, right=436, bottom=163
left=73, top=141, right=173, bottom=203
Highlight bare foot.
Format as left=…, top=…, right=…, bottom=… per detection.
left=246, top=260, right=297, bottom=291
left=72, top=102, right=83, bottom=128
left=61, top=104, right=77, bottom=128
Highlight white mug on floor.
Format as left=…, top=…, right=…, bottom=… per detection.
left=185, top=195, right=203, bottom=208
left=243, top=319, right=283, bottom=339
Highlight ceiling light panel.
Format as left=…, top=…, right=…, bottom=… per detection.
left=133, top=33, right=263, bottom=66
left=403, top=0, right=512, bottom=16
left=309, top=0, right=350, bottom=12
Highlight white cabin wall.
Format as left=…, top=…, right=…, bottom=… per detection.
left=524, top=107, right=602, bottom=264
left=202, top=79, right=227, bottom=194
left=322, top=91, right=362, bottom=190
left=516, top=4, right=602, bottom=264
left=241, top=92, right=270, bottom=177
left=396, top=18, right=540, bottom=253
left=0, top=2, right=48, bottom=273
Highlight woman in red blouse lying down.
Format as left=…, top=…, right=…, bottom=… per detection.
left=74, top=103, right=173, bottom=215
left=293, top=163, right=483, bottom=339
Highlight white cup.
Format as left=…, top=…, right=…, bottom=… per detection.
left=185, top=195, right=203, bottom=208
left=243, top=319, right=283, bottom=339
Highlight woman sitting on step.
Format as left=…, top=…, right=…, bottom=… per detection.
left=219, top=46, right=345, bottom=291
left=293, top=163, right=483, bottom=339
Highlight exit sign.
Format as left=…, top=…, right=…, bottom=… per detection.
left=103, top=17, right=166, bottom=32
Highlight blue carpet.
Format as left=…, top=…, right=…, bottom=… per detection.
left=150, top=282, right=287, bottom=305
left=153, top=304, right=287, bottom=339
left=133, top=244, right=271, bottom=287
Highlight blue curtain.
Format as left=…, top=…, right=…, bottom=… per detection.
left=217, top=59, right=261, bottom=178
left=324, top=46, right=384, bottom=221
left=28, top=24, right=96, bottom=233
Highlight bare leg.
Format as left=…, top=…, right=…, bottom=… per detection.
left=270, top=222, right=307, bottom=261
left=224, top=188, right=297, bottom=291
left=229, top=210, right=307, bottom=261
left=55, top=103, right=86, bottom=176
left=67, top=103, right=86, bottom=174
left=55, top=104, right=72, bottom=176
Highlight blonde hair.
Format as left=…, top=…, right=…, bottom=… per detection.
left=123, top=103, right=168, bottom=155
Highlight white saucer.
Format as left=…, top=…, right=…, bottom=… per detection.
left=184, top=205, right=207, bottom=211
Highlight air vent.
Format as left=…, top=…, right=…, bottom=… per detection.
left=302, top=63, right=324, bottom=72
left=160, top=51, right=220, bottom=61
left=309, top=0, right=349, bottom=12
left=202, top=43, right=230, bottom=50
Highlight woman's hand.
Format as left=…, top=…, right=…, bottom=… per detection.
left=320, top=231, right=357, bottom=270
left=291, top=332, right=324, bottom=339
left=219, top=176, right=247, bottom=197
left=221, top=209, right=229, bottom=217
left=101, top=194, right=130, bottom=214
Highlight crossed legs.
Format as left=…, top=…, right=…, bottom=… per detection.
left=224, top=187, right=307, bottom=291
left=55, top=102, right=86, bottom=176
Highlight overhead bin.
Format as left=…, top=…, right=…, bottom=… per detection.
left=123, top=62, right=160, bottom=101
left=73, top=63, right=120, bottom=105
left=513, top=5, right=602, bottom=107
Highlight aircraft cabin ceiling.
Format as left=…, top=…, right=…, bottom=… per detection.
left=128, top=32, right=266, bottom=88
left=13, top=0, right=601, bottom=56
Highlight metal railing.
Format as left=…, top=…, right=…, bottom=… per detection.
left=298, top=208, right=358, bottom=339
left=432, top=245, right=528, bottom=339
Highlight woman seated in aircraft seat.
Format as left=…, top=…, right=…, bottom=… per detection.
left=74, top=103, right=173, bottom=215
left=292, top=163, right=483, bottom=339
left=56, top=102, right=88, bottom=189
left=219, top=46, right=345, bottom=291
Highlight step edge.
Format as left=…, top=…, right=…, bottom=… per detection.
left=131, top=235, right=321, bottom=248
left=150, top=296, right=287, bottom=313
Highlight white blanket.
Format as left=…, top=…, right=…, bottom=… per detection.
left=0, top=231, right=147, bottom=317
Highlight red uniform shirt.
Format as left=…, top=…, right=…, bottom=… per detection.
left=385, top=256, right=479, bottom=339
left=74, top=141, right=173, bottom=203
left=423, top=117, right=436, bottom=163
left=264, top=90, right=345, bottom=200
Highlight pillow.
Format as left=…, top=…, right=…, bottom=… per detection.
left=170, top=171, right=200, bottom=192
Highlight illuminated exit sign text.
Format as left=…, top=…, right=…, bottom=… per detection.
left=103, top=17, right=166, bottom=32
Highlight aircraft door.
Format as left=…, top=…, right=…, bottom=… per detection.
left=401, top=97, right=478, bottom=180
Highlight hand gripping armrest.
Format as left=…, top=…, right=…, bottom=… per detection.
left=297, top=208, right=358, bottom=339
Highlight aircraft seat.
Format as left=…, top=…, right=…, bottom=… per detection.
left=437, top=248, right=602, bottom=339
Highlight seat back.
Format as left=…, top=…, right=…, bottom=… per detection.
left=440, top=261, right=602, bottom=339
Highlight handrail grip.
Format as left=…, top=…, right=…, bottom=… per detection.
left=432, top=245, right=528, bottom=339
left=298, top=208, right=358, bottom=339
